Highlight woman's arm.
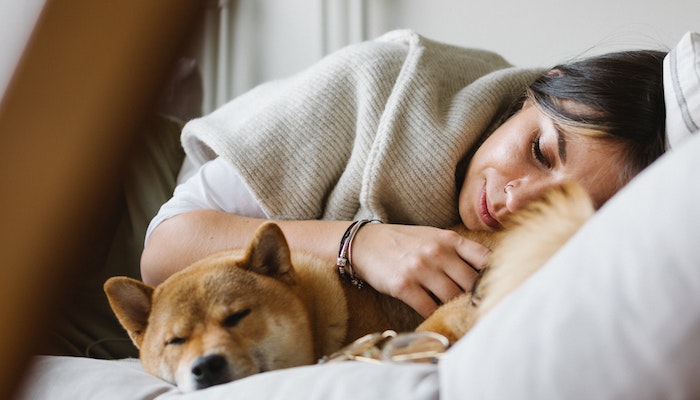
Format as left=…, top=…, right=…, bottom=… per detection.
left=141, top=211, right=489, bottom=317
left=140, top=211, right=347, bottom=286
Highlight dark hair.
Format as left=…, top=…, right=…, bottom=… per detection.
left=527, top=50, right=667, bottom=185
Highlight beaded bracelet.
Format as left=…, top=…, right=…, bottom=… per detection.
left=337, top=219, right=382, bottom=288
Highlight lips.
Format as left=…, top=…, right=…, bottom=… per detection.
left=478, top=184, right=502, bottom=230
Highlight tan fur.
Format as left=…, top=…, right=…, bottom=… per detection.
left=104, top=223, right=421, bottom=391
left=105, top=182, right=593, bottom=391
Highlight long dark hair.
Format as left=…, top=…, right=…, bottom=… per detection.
left=527, top=50, right=667, bottom=185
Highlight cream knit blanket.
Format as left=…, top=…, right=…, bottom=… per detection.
left=182, top=30, right=541, bottom=227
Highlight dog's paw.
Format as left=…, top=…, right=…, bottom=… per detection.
left=415, top=293, right=476, bottom=344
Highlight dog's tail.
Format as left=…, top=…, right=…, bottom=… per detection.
left=476, top=182, right=595, bottom=317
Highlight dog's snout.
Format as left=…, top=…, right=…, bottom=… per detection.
left=191, top=354, right=229, bottom=389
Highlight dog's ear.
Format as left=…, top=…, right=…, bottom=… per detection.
left=243, top=222, right=296, bottom=285
left=103, top=277, right=154, bottom=349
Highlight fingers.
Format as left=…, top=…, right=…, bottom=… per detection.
left=454, top=235, right=491, bottom=272
left=405, top=289, right=442, bottom=318
left=388, top=246, right=482, bottom=318
left=350, top=224, right=490, bottom=317
left=409, top=259, right=479, bottom=317
left=411, top=230, right=487, bottom=297
left=428, top=264, right=478, bottom=301
left=401, top=270, right=477, bottom=318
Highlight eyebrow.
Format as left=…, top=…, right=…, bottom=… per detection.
left=556, top=127, right=567, bottom=165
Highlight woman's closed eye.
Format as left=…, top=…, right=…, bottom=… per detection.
left=530, top=134, right=552, bottom=169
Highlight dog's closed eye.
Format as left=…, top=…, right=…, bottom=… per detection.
left=166, top=337, right=187, bottom=346
left=222, top=309, right=251, bottom=328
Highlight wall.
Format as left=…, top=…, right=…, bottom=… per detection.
left=0, top=0, right=46, bottom=101
left=2, top=1, right=698, bottom=113
left=203, top=0, right=699, bottom=111
left=365, top=0, right=700, bottom=67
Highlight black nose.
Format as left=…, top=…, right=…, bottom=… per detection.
left=191, top=354, right=229, bottom=389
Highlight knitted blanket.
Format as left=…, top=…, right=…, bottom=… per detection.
left=182, top=30, right=541, bottom=227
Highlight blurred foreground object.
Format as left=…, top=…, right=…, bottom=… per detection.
left=0, top=1, right=201, bottom=398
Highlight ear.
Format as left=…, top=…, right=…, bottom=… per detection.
left=546, top=68, right=564, bottom=77
left=103, top=276, right=154, bottom=349
left=242, top=222, right=296, bottom=285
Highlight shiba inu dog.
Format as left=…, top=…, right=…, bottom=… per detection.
left=104, top=182, right=593, bottom=391
left=104, top=226, right=423, bottom=391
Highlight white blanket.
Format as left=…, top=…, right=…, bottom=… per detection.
left=182, top=30, right=541, bottom=227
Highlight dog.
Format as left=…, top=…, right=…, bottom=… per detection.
left=104, top=182, right=593, bottom=391
left=104, top=226, right=423, bottom=391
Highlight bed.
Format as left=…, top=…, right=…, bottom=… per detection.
left=9, top=13, right=700, bottom=400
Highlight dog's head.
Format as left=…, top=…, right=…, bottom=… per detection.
left=104, top=222, right=315, bottom=391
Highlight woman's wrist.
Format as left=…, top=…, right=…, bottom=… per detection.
left=336, top=219, right=383, bottom=288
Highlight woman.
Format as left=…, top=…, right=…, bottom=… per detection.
left=141, top=32, right=666, bottom=318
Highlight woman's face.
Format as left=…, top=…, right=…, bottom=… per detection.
left=459, top=100, right=627, bottom=231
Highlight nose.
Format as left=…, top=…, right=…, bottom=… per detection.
left=191, top=353, right=230, bottom=390
left=504, top=179, right=553, bottom=213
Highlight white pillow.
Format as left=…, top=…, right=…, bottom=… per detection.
left=664, top=31, right=700, bottom=150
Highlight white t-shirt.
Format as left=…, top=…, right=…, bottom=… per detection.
left=144, top=157, right=266, bottom=244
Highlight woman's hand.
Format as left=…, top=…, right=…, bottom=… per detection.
left=350, top=223, right=490, bottom=318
